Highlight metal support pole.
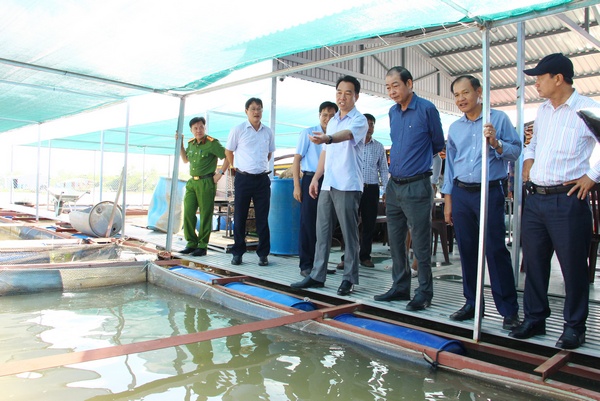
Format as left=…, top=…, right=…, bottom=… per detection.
left=166, top=97, right=186, bottom=251
left=269, top=59, right=277, bottom=176
left=142, top=147, right=146, bottom=207
left=473, top=27, right=491, bottom=342
left=120, top=102, right=131, bottom=237
left=512, top=22, right=526, bottom=287
left=9, top=145, right=14, bottom=204
left=47, top=140, right=52, bottom=210
left=100, top=130, right=105, bottom=202
left=35, top=124, right=41, bottom=220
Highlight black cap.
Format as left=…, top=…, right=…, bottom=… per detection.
left=523, top=53, right=574, bottom=81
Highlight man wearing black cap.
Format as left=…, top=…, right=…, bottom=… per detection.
left=509, top=53, right=600, bottom=349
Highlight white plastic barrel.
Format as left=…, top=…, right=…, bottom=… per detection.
left=69, top=201, right=123, bottom=237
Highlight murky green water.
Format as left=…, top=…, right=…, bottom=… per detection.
left=0, top=284, right=547, bottom=400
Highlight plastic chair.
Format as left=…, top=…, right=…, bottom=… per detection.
left=431, top=200, right=452, bottom=265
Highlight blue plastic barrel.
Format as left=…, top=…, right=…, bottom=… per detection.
left=268, top=178, right=301, bottom=255
left=169, top=266, right=220, bottom=282
left=333, top=314, right=466, bottom=355
left=224, top=282, right=316, bottom=311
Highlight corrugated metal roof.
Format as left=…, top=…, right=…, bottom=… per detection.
left=280, top=2, right=600, bottom=116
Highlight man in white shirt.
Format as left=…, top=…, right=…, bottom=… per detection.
left=509, top=53, right=600, bottom=350
left=225, top=97, right=276, bottom=267
left=291, top=75, right=368, bottom=296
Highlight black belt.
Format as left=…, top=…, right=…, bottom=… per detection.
left=530, top=183, right=574, bottom=195
left=454, top=178, right=503, bottom=192
left=302, top=171, right=315, bottom=176
left=236, top=170, right=270, bottom=176
left=391, top=172, right=432, bottom=185
left=364, top=183, right=379, bottom=188
left=192, top=172, right=215, bottom=180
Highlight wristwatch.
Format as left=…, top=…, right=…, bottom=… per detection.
left=326, top=135, right=333, bottom=145
left=218, top=169, right=224, bottom=175
left=493, top=140, right=503, bottom=150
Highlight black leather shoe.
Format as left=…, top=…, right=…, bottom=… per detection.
left=179, top=247, right=196, bottom=255
left=360, top=259, right=375, bottom=268
left=336, top=261, right=344, bottom=270
left=327, top=268, right=336, bottom=275
left=258, top=256, right=269, bottom=266
left=337, top=280, right=354, bottom=296
left=406, top=295, right=431, bottom=311
left=450, top=304, right=475, bottom=321
left=191, top=248, right=207, bottom=257
left=502, top=314, right=520, bottom=330
left=290, top=276, right=324, bottom=289
left=555, top=327, right=585, bottom=349
left=509, top=319, right=546, bottom=339
left=300, top=269, right=311, bottom=277
left=231, top=255, right=242, bottom=265
left=373, top=288, right=410, bottom=302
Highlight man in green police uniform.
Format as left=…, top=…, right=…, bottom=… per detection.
left=177, top=117, right=230, bottom=256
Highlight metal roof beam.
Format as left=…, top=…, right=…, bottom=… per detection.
left=0, top=57, right=178, bottom=97
left=430, top=23, right=599, bottom=58
left=183, top=24, right=481, bottom=98
left=555, top=13, right=600, bottom=51
left=0, top=116, right=39, bottom=124
left=0, top=79, right=123, bottom=100
left=452, top=49, right=599, bottom=75
left=412, top=46, right=455, bottom=82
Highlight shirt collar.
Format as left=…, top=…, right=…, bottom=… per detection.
left=541, top=89, right=579, bottom=111
left=334, top=106, right=359, bottom=121
left=392, top=92, right=419, bottom=112
left=244, top=120, right=264, bottom=132
left=459, top=111, right=483, bottom=123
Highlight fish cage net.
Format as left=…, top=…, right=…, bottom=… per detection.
left=0, top=243, right=156, bottom=265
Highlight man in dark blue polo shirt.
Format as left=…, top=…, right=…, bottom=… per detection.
left=374, top=66, right=445, bottom=311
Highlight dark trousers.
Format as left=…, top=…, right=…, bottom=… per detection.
left=521, top=191, right=591, bottom=332
left=386, top=177, right=433, bottom=299
left=232, top=173, right=271, bottom=258
left=452, top=185, right=518, bottom=317
left=298, top=174, right=322, bottom=271
left=359, top=184, right=380, bottom=261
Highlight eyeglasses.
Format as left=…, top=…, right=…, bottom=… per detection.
left=248, top=107, right=263, bottom=112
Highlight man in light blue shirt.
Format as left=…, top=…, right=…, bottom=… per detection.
left=441, top=75, right=521, bottom=330
left=375, top=66, right=445, bottom=311
left=292, top=101, right=338, bottom=277
left=291, top=75, right=368, bottom=296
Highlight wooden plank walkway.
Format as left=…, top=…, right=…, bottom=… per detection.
left=125, top=223, right=600, bottom=359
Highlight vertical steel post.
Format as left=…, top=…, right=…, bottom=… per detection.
left=473, top=27, right=491, bottom=342
left=35, top=124, right=41, bottom=220
left=512, top=22, right=526, bottom=287
left=121, top=102, right=130, bottom=237
left=166, top=97, right=186, bottom=251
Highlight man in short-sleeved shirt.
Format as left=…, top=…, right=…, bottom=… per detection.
left=291, top=75, right=368, bottom=296
left=225, top=97, right=276, bottom=267
left=178, top=117, right=230, bottom=257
